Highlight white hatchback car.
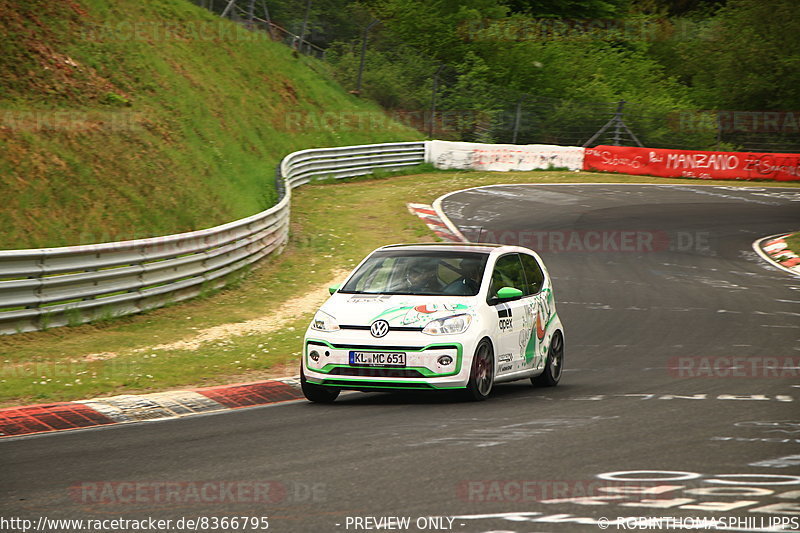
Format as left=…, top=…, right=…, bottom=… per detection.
left=302, top=243, right=564, bottom=402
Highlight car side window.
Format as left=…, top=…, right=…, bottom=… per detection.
left=488, top=254, right=526, bottom=302
left=520, top=253, right=545, bottom=295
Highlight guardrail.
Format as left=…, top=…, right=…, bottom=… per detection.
left=0, top=141, right=425, bottom=335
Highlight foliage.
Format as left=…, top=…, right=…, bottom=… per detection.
left=674, top=0, right=800, bottom=111
left=0, top=0, right=420, bottom=249
left=310, top=0, right=798, bottom=150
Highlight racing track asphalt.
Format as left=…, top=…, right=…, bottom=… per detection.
left=2, top=184, right=799, bottom=533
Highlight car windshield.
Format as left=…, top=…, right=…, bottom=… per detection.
left=340, top=250, right=488, bottom=296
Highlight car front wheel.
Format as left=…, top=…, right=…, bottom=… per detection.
left=464, top=339, right=494, bottom=401
left=301, top=367, right=340, bottom=403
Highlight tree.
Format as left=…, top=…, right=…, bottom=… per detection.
left=679, top=0, right=800, bottom=110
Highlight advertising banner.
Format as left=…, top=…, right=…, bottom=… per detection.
left=584, top=145, right=800, bottom=181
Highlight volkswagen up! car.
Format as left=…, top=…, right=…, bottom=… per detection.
left=301, top=243, right=564, bottom=402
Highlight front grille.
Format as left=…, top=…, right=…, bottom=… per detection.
left=328, top=367, right=426, bottom=378
left=306, top=341, right=329, bottom=348
left=339, top=325, right=424, bottom=332
left=327, top=343, right=460, bottom=351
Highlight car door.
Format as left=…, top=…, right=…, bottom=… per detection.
left=519, top=252, right=548, bottom=371
left=487, top=253, right=530, bottom=375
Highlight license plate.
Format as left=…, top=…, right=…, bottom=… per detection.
left=349, top=351, right=406, bottom=367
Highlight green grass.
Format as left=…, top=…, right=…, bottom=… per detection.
left=1, top=169, right=798, bottom=407
left=0, top=0, right=420, bottom=249
left=784, top=232, right=800, bottom=255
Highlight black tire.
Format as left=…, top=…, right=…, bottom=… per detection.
left=301, top=367, right=340, bottom=403
left=464, top=339, right=494, bottom=401
left=532, top=331, right=563, bottom=387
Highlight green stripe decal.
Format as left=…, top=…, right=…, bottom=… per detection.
left=305, top=339, right=463, bottom=377
left=306, top=377, right=465, bottom=390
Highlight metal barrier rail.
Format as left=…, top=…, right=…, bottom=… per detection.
left=0, top=141, right=425, bottom=335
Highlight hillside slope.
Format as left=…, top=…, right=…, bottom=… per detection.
left=0, top=0, right=420, bottom=249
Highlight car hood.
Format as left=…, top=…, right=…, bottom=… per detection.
left=322, top=293, right=477, bottom=328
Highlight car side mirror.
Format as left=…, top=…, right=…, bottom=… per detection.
left=328, top=284, right=341, bottom=295
left=496, top=286, right=523, bottom=300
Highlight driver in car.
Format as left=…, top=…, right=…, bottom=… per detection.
left=405, top=260, right=444, bottom=293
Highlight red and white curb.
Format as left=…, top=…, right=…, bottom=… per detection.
left=753, top=233, right=800, bottom=277
left=407, top=203, right=467, bottom=242
left=0, top=377, right=303, bottom=438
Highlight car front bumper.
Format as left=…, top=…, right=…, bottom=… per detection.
left=302, top=329, right=480, bottom=390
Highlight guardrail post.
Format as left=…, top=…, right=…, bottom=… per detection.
left=512, top=97, right=523, bottom=144
left=429, top=65, right=444, bottom=138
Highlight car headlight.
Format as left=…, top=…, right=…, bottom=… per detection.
left=310, top=310, right=340, bottom=332
left=422, top=314, right=472, bottom=335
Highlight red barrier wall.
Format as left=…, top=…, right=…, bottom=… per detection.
left=583, top=145, right=800, bottom=181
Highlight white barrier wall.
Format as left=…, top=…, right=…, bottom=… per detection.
left=427, top=140, right=585, bottom=172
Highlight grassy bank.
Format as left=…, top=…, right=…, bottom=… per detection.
left=1, top=170, right=798, bottom=407
left=0, top=0, right=420, bottom=249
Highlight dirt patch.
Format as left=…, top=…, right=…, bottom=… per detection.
left=81, top=269, right=348, bottom=361
left=82, top=351, right=118, bottom=362
left=280, top=80, right=298, bottom=103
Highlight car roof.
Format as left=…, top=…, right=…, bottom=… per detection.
left=378, top=242, right=527, bottom=255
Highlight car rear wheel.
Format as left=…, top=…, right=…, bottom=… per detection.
left=532, top=331, right=563, bottom=387
left=301, top=368, right=340, bottom=403
left=464, top=339, right=494, bottom=401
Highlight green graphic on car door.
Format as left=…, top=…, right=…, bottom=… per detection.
left=523, top=289, right=553, bottom=367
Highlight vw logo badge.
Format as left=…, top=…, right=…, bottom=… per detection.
left=370, top=320, right=390, bottom=338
